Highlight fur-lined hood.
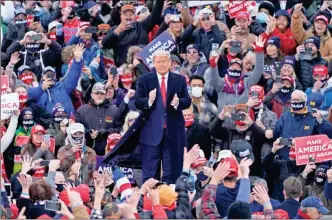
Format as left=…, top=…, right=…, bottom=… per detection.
left=126, top=46, right=142, bottom=64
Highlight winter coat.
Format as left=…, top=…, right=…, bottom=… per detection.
left=294, top=53, right=328, bottom=91
left=102, top=0, right=164, bottom=66
left=75, top=99, right=127, bottom=156
left=181, top=24, right=226, bottom=60
left=291, top=13, right=332, bottom=61
left=251, top=20, right=267, bottom=36
left=273, top=198, right=301, bottom=219
left=27, top=59, right=83, bottom=116
left=209, top=118, right=266, bottom=177
left=305, top=78, right=332, bottom=110
left=6, top=41, right=62, bottom=80
left=260, top=27, right=297, bottom=55
left=181, top=52, right=210, bottom=77
left=24, top=98, right=53, bottom=129
left=46, top=123, right=67, bottom=157
left=264, top=91, right=292, bottom=118
left=204, top=47, right=264, bottom=112
left=57, top=144, right=96, bottom=186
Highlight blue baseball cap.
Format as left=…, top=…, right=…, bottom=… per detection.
left=301, top=197, right=329, bottom=215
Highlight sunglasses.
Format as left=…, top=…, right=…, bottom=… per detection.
left=94, top=92, right=105, bottom=95
left=98, top=32, right=107, bottom=37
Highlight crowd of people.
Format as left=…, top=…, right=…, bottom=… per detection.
left=1, top=0, right=332, bottom=219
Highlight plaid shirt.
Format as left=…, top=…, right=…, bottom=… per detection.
left=199, top=184, right=221, bottom=219
left=90, top=209, right=103, bottom=219
left=192, top=96, right=218, bottom=126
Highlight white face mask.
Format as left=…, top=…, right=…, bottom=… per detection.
left=191, top=86, right=203, bottom=98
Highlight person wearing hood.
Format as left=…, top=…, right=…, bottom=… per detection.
left=292, top=3, right=332, bottom=61
left=264, top=76, right=294, bottom=118
left=6, top=31, right=62, bottom=80
left=181, top=8, right=226, bottom=60
left=305, top=65, right=332, bottom=111
left=1, top=7, right=28, bottom=53
left=46, top=103, right=68, bottom=157
left=294, top=36, right=328, bottom=91
left=251, top=1, right=275, bottom=36
left=299, top=163, right=332, bottom=214
left=75, top=82, right=132, bottom=156
left=27, top=44, right=85, bottom=116
left=181, top=44, right=210, bottom=77
left=57, top=123, right=97, bottom=186
left=260, top=9, right=297, bottom=55
left=183, top=107, right=211, bottom=160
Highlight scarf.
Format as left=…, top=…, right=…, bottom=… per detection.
left=222, top=75, right=245, bottom=95
left=297, top=210, right=311, bottom=219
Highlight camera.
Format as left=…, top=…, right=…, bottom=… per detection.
left=30, top=34, right=42, bottom=41
left=279, top=138, right=293, bottom=146
left=299, top=47, right=312, bottom=61
left=231, top=113, right=245, bottom=121
left=170, top=14, right=180, bottom=22
left=229, top=40, right=242, bottom=54
left=85, top=26, right=98, bottom=34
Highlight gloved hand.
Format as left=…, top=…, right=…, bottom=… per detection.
left=6, top=22, right=19, bottom=40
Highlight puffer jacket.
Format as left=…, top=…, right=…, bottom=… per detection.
left=181, top=52, right=210, bottom=77
left=251, top=20, right=267, bottom=36
left=294, top=52, right=328, bottom=91
left=305, top=78, right=332, bottom=110
left=209, top=118, right=266, bottom=177
left=102, top=0, right=164, bottom=66
left=181, top=24, right=226, bottom=60
left=291, top=13, right=332, bottom=61
left=137, top=172, right=194, bottom=219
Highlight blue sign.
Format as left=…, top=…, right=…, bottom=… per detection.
left=138, top=31, right=177, bottom=70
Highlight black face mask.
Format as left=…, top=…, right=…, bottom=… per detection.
left=197, top=171, right=208, bottom=181
left=53, top=116, right=63, bottom=123
left=280, top=86, right=292, bottom=94
left=227, top=69, right=242, bottom=79
left=314, top=175, right=326, bottom=186
left=101, top=3, right=112, bottom=15
left=56, top=184, right=64, bottom=192
left=291, top=101, right=305, bottom=111
left=72, top=136, right=84, bottom=145
left=22, top=119, right=34, bottom=127
left=320, top=78, right=328, bottom=87
left=68, top=11, right=75, bottom=19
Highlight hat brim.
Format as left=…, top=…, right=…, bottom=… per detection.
left=234, top=153, right=255, bottom=164
left=318, top=206, right=329, bottom=215
left=122, top=9, right=135, bottom=14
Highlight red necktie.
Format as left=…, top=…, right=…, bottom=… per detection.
left=161, top=77, right=167, bottom=106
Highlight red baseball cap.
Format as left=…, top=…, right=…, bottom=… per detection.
left=191, top=157, right=207, bottom=169
left=281, top=76, right=294, bottom=85
left=315, top=15, right=329, bottom=25
left=31, top=125, right=46, bottom=135
left=222, top=157, right=239, bottom=177
left=313, top=65, right=328, bottom=76
left=236, top=11, right=250, bottom=21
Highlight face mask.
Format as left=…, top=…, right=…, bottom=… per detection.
left=22, top=119, right=34, bottom=127
left=68, top=12, right=75, bottom=19
left=25, top=43, right=40, bottom=53
left=19, top=94, right=28, bottom=109
left=54, top=116, right=63, bottom=123
left=191, top=86, right=203, bottom=98
left=291, top=101, right=305, bottom=112
left=15, top=19, right=28, bottom=27
left=320, top=78, right=328, bottom=87
left=196, top=171, right=208, bottom=181
left=256, top=12, right=268, bottom=24
left=56, top=183, right=64, bottom=192
left=227, top=69, right=242, bottom=80
left=72, top=136, right=84, bottom=146
left=185, top=115, right=194, bottom=127
left=120, top=74, right=133, bottom=85
left=19, top=72, right=34, bottom=85
left=280, top=86, right=291, bottom=94
left=49, top=32, right=56, bottom=41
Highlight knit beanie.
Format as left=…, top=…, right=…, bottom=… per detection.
left=304, top=36, right=320, bottom=49
left=20, top=107, right=34, bottom=118
left=52, top=103, right=65, bottom=118
left=267, top=36, right=281, bottom=49
left=282, top=56, right=295, bottom=69
left=275, top=9, right=291, bottom=27
left=227, top=201, right=252, bottom=219
left=258, top=1, right=275, bottom=16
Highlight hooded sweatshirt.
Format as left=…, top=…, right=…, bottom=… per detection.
left=215, top=181, right=240, bottom=217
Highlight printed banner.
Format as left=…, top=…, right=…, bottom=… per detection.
left=1, top=93, right=19, bottom=120
left=16, top=136, right=30, bottom=146
left=49, top=138, right=55, bottom=154
left=1, top=75, right=9, bottom=95
left=96, top=156, right=135, bottom=183
left=138, top=31, right=177, bottom=70
left=294, top=135, right=332, bottom=166
left=228, top=0, right=257, bottom=18
left=187, top=1, right=221, bottom=7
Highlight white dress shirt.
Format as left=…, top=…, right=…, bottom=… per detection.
left=156, top=72, right=169, bottom=91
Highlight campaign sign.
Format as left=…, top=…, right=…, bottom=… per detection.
left=1, top=75, right=9, bottom=95
left=49, top=138, right=56, bottom=154
left=16, top=136, right=30, bottom=146
left=228, top=0, right=257, bottom=19
left=138, top=31, right=177, bottom=70
left=1, top=93, right=19, bottom=120
left=96, top=156, right=135, bottom=183
left=187, top=1, right=221, bottom=7
left=294, top=135, right=332, bottom=166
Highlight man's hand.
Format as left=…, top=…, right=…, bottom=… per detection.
left=312, top=112, right=323, bottom=124
left=253, top=185, right=270, bottom=205
left=75, top=25, right=88, bottom=37
left=57, top=200, right=75, bottom=219
left=94, top=176, right=105, bottom=203
left=218, top=105, right=233, bottom=120
left=240, top=158, right=253, bottom=179
left=293, top=3, right=303, bottom=16
left=114, top=22, right=131, bottom=35
left=271, top=138, right=285, bottom=153
left=210, top=160, right=231, bottom=185
left=231, top=25, right=242, bottom=37
left=295, top=45, right=305, bottom=59
left=183, top=144, right=199, bottom=169
left=220, top=39, right=231, bottom=50
left=125, top=89, right=136, bottom=100
left=171, top=93, right=179, bottom=109
left=17, top=173, right=32, bottom=193
left=302, top=162, right=316, bottom=177
left=252, top=35, right=266, bottom=49
left=140, top=178, right=159, bottom=195
left=203, top=166, right=214, bottom=178
left=266, top=16, right=276, bottom=34
left=64, top=182, right=83, bottom=206
left=9, top=52, right=21, bottom=65
left=70, top=160, right=81, bottom=175
left=147, top=188, right=160, bottom=206
left=327, top=169, right=332, bottom=183
left=42, top=78, right=54, bottom=91
left=321, top=0, right=332, bottom=11
left=73, top=43, right=86, bottom=61
left=312, top=80, right=324, bottom=92
left=271, top=82, right=282, bottom=94
left=247, top=97, right=260, bottom=108
left=265, top=129, right=273, bottom=139
left=256, top=120, right=266, bottom=130
left=40, top=140, right=50, bottom=152
left=48, top=159, right=60, bottom=172
left=82, top=66, right=92, bottom=79
left=125, top=187, right=140, bottom=211
left=149, top=88, right=157, bottom=105
left=38, top=33, right=51, bottom=45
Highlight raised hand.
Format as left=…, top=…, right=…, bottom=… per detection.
left=239, top=158, right=253, bottom=178
left=210, top=160, right=231, bottom=185
left=73, top=43, right=86, bottom=61
left=9, top=52, right=21, bottom=65
left=140, top=178, right=159, bottom=195
left=183, top=144, right=200, bottom=168
left=21, top=155, right=33, bottom=174
left=252, top=35, right=266, bottom=49
left=218, top=105, right=234, bottom=120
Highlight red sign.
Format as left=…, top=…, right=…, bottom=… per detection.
left=49, top=138, right=55, bottom=154
left=16, top=136, right=30, bottom=146
left=103, top=57, right=115, bottom=68
left=294, top=135, right=332, bottom=166
left=1, top=75, right=9, bottom=95
left=228, top=0, right=256, bottom=19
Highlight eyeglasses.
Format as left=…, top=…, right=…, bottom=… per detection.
left=94, top=92, right=105, bottom=95
left=98, top=32, right=107, bottom=37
